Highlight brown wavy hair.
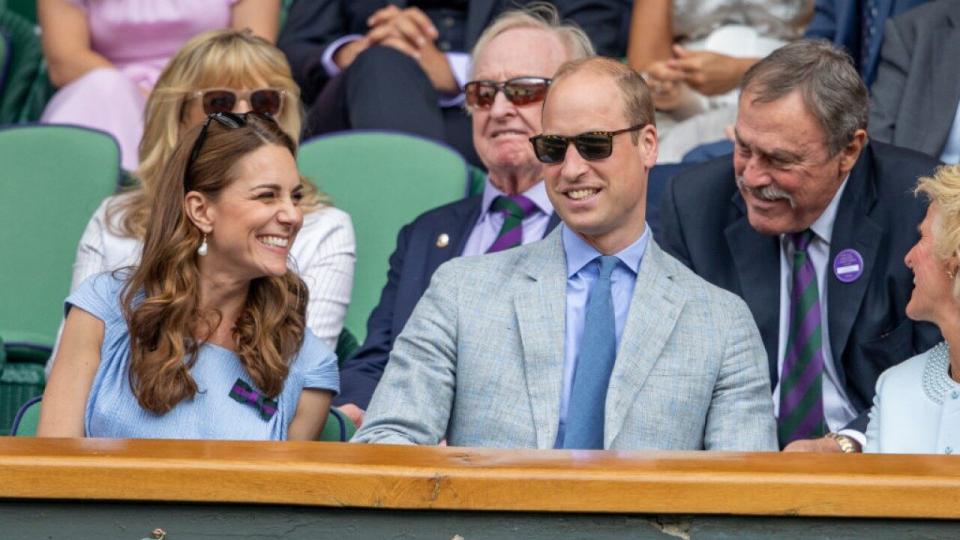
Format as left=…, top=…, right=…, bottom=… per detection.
left=121, top=114, right=308, bottom=414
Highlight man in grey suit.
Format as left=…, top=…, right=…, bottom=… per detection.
left=353, top=57, right=777, bottom=451
left=869, top=0, right=960, bottom=163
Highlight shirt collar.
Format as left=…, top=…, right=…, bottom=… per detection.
left=789, top=174, right=849, bottom=246
left=562, top=224, right=650, bottom=278
left=481, top=176, right=553, bottom=216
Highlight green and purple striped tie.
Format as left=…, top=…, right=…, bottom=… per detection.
left=778, top=230, right=827, bottom=447
left=487, top=194, right=537, bottom=253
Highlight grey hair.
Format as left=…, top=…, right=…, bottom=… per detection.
left=468, top=2, right=595, bottom=80
left=740, top=39, right=868, bottom=156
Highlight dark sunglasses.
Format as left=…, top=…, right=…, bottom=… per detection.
left=185, top=112, right=274, bottom=184
left=529, top=125, right=647, bottom=164
left=464, top=77, right=551, bottom=108
left=190, top=88, right=285, bottom=116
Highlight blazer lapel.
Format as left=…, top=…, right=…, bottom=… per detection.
left=725, top=195, right=781, bottom=384
left=543, top=212, right=561, bottom=238
left=515, top=229, right=567, bottom=448
left=827, top=150, right=882, bottom=383
left=604, top=241, right=684, bottom=446
left=421, top=197, right=483, bottom=279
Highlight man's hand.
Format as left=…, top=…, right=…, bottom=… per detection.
left=366, top=5, right=437, bottom=57
left=333, top=38, right=371, bottom=70
left=667, top=45, right=756, bottom=96
left=337, top=403, right=364, bottom=428
left=782, top=436, right=861, bottom=453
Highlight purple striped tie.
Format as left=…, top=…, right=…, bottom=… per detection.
left=486, top=194, right=537, bottom=253
left=777, top=230, right=826, bottom=447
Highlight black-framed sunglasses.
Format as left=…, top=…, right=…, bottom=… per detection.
left=190, top=87, right=285, bottom=116
left=529, top=125, right=647, bottom=164
left=185, top=112, right=272, bottom=184
left=464, top=77, right=551, bottom=108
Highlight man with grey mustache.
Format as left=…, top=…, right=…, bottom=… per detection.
left=660, top=40, right=941, bottom=454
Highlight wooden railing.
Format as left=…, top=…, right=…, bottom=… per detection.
left=1, top=437, right=959, bottom=519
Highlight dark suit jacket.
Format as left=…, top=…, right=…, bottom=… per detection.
left=278, top=0, right=623, bottom=104
left=659, top=141, right=942, bottom=433
left=335, top=195, right=561, bottom=408
left=869, top=0, right=960, bottom=159
left=804, top=0, right=930, bottom=86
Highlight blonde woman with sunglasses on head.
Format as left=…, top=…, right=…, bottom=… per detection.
left=64, top=29, right=355, bottom=355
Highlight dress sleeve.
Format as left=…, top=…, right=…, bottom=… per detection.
left=296, top=332, right=340, bottom=395
left=65, top=272, right=125, bottom=326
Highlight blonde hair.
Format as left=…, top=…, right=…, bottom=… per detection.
left=113, top=28, right=326, bottom=239
left=123, top=115, right=306, bottom=414
left=916, top=164, right=960, bottom=298
left=469, top=3, right=595, bottom=80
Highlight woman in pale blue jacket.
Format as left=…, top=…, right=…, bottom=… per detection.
left=866, top=164, right=960, bottom=454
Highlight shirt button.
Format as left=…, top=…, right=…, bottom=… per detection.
left=952, top=390, right=959, bottom=400
left=946, top=446, right=954, bottom=455
left=443, top=16, right=455, bottom=28
left=439, top=40, right=451, bottom=51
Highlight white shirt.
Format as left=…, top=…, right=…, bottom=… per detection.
left=772, top=177, right=864, bottom=444
left=939, top=101, right=960, bottom=164
left=69, top=192, right=356, bottom=349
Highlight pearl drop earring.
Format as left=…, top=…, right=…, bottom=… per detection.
left=198, top=233, right=208, bottom=256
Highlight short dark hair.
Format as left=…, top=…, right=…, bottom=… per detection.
left=740, top=39, right=868, bottom=156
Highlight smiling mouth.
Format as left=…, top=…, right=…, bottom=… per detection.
left=491, top=130, right=526, bottom=138
left=566, top=188, right=599, bottom=200
left=257, top=235, right=289, bottom=248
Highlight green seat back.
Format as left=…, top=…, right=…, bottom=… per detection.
left=298, top=131, right=467, bottom=342
left=0, top=9, right=51, bottom=124
left=467, top=163, right=486, bottom=196
left=0, top=27, right=9, bottom=96
left=0, top=0, right=36, bottom=26
left=9, top=394, right=41, bottom=436
left=0, top=125, right=119, bottom=346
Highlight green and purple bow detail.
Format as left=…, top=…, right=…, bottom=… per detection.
left=229, top=378, right=278, bottom=421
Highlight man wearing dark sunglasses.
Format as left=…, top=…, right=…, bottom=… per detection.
left=278, top=0, right=623, bottom=167
left=334, top=8, right=592, bottom=428
left=660, top=40, right=941, bottom=455
left=354, top=56, right=777, bottom=451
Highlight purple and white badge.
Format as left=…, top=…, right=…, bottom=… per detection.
left=833, top=249, right=864, bottom=283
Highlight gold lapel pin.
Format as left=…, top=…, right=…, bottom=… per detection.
left=436, top=233, right=450, bottom=248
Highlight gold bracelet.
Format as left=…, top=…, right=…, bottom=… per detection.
left=825, top=432, right=859, bottom=453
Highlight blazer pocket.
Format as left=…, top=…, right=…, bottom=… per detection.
left=857, top=319, right=914, bottom=371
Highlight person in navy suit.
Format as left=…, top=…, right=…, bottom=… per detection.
left=804, top=0, right=930, bottom=86
left=333, top=7, right=592, bottom=425
left=660, top=40, right=941, bottom=453
left=277, top=0, right=621, bottom=166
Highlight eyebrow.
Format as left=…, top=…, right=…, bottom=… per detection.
left=250, top=183, right=303, bottom=192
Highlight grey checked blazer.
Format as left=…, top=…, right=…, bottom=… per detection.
left=353, top=229, right=777, bottom=451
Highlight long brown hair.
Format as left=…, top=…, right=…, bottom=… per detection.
left=121, top=114, right=308, bottom=414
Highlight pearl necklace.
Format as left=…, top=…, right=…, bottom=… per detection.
left=922, top=342, right=957, bottom=405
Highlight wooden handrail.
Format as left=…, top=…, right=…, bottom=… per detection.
left=1, top=437, right=959, bottom=518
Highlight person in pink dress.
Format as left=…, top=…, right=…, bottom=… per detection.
left=38, top=0, right=279, bottom=171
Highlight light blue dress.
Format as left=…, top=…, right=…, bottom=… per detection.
left=67, top=272, right=340, bottom=440
left=865, top=342, right=960, bottom=454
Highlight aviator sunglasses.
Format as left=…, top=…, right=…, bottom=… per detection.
left=190, top=88, right=285, bottom=117
left=529, top=125, right=647, bottom=164
left=464, top=77, right=551, bottom=108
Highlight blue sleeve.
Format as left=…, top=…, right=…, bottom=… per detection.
left=297, top=331, right=340, bottom=395
left=65, top=272, right=126, bottom=325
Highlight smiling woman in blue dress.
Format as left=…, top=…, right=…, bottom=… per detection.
left=37, top=113, right=339, bottom=440
left=865, top=164, right=960, bottom=454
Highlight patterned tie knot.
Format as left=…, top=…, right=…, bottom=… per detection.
left=790, top=229, right=815, bottom=253
left=491, top=194, right=537, bottom=220
left=596, top=255, right=619, bottom=280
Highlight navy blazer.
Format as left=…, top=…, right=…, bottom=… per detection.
left=659, top=141, right=942, bottom=433
left=278, top=0, right=624, bottom=104
left=804, top=0, right=931, bottom=86
left=336, top=195, right=560, bottom=408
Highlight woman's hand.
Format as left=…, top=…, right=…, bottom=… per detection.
left=667, top=46, right=758, bottom=96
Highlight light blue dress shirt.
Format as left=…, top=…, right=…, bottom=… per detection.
left=461, top=178, right=553, bottom=256
left=555, top=224, right=650, bottom=444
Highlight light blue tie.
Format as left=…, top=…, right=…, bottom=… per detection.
left=561, top=255, right=619, bottom=449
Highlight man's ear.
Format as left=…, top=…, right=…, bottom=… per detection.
left=184, top=191, right=214, bottom=234
left=838, top=128, right=867, bottom=174
left=638, top=124, right=658, bottom=169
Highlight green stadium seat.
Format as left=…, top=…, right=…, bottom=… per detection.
left=0, top=124, right=120, bottom=347
left=298, top=131, right=467, bottom=342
